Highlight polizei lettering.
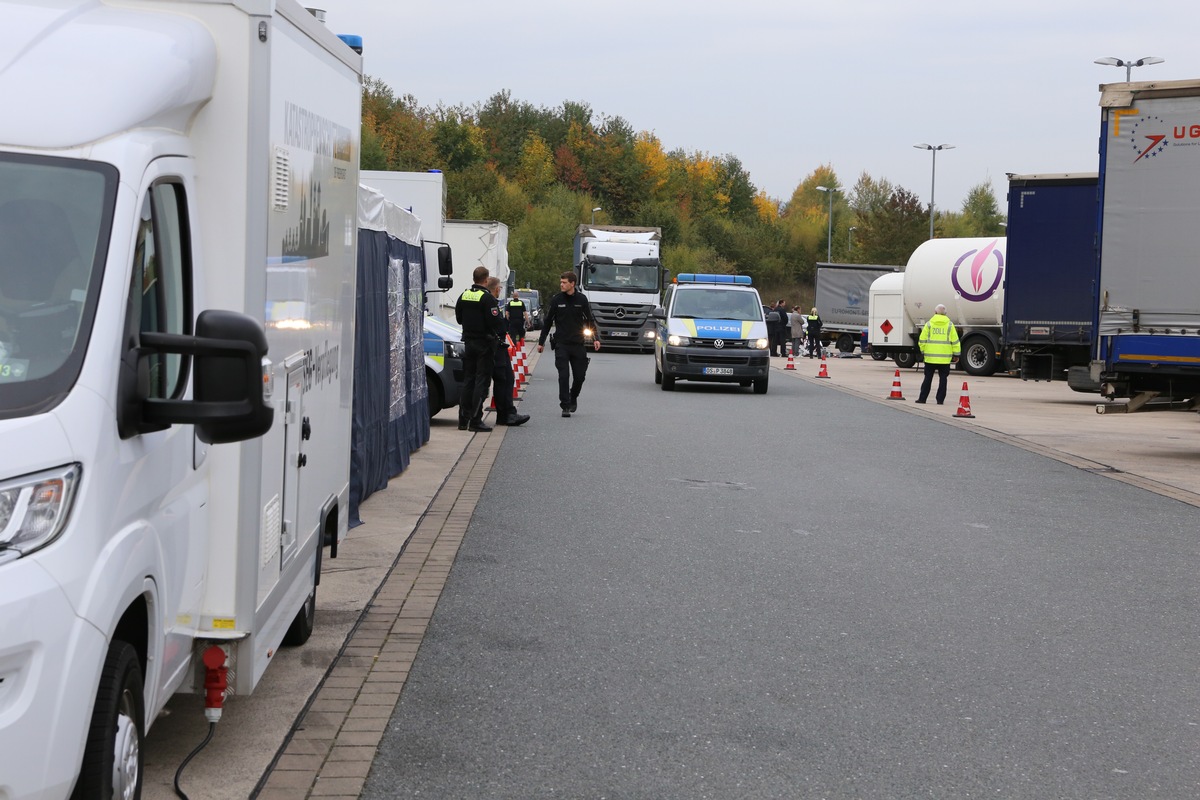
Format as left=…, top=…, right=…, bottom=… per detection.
left=303, top=342, right=339, bottom=390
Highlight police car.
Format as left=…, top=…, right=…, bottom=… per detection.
left=652, top=273, right=771, bottom=393
left=424, top=313, right=465, bottom=418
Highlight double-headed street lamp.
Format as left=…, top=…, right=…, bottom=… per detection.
left=816, top=185, right=839, bottom=261
left=914, top=143, right=954, bottom=240
left=1094, top=56, right=1164, bottom=82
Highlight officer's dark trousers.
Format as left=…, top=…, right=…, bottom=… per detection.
left=492, top=343, right=515, bottom=419
left=918, top=361, right=951, bottom=404
left=555, top=344, right=588, bottom=408
left=460, top=337, right=494, bottom=424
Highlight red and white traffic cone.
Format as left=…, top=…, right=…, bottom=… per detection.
left=816, top=355, right=830, bottom=379
left=785, top=352, right=796, bottom=371
left=887, top=369, right=905, bottom=400
left=954, top=381, right=975, bottom=418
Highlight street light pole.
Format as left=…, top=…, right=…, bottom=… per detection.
left=913, top=143, right=955, bottom=240
left=816, top=185, right=839, bottom=261
left=591, top=207, right=601, bottom=225
left=848, top=226, right=857, bottom=252
left=1094, top=56, right=1164, bottom=82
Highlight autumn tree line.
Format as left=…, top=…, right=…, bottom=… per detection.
left=362, top=79, right=1006, bottom=306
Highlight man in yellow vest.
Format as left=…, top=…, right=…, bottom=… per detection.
left=915, top=303, right=960, bottom=405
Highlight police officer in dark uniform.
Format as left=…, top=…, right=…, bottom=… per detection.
left=506, top=293, right=529, bottom=347
left=487, top=277, right=529, bottom=426
left=537, top=271, right=601, bottom=418
left=455, top=265, right=504, bottom=432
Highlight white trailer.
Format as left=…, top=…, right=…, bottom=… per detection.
left=437, top=220, right=509, bottom=322
left=0, top=2, right=361, bottom=798
left=867, top=272, right=916, bottom=366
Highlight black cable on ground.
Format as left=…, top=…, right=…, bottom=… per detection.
left=173, top=721, right=216, bottom=800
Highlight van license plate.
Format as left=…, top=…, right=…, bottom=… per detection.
left=704, top=367, right=734, bottom=376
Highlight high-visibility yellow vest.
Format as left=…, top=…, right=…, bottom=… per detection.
left=918, top=313, right=960, bottom=364
left=460, top=289, right=484, bottom=302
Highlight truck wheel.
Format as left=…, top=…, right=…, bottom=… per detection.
left=73, top=642, right=144, bottom=800
left=893, top=350, right=918, bottom=369
left=654, top=360, right=662, bottom=385
left=425, top=369, right=443, bottom=419
left=961, top=336, right=998, bottom=376
left=753, top=376, right=768, bottom=394
left=870, top=349, right=889, bottom=361
left=282, top=587, right=317, bottom=646
left=661, top=374, right=676, bottom=391
left=836, top=333, right=855, bottom=353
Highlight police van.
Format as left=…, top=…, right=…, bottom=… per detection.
left=424, top=313, right=465, bottom=418
left=652, top=274, right=771, bottom=394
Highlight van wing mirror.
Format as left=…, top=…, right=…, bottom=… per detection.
left=118, top=310, right=273, bottom=444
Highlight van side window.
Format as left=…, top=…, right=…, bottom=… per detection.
left=128, top=183, right=191, bottom=399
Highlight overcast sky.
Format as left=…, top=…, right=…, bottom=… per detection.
left=321, top=0, right=1197, bottom=213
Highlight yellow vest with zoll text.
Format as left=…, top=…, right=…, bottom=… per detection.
left=918, top=313, right=960, bottom=364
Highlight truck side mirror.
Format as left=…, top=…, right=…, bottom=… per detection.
left=437, top=276, right=453, bottom=290
left=118, top=310, right=273, bottom=444
left=437, top=245, right=452, bottom=276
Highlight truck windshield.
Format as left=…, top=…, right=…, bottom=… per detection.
left=584, top=262, right=660, bottom=293
left=672, top=288, right=762, bottom=321
left=0, top=154, right=116, bottom=418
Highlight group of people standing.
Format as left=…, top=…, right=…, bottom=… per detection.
left=767, top=299, right=823, bottom=359
left=455, top=267, right=600, bottom=431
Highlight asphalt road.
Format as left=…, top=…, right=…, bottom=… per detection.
left=361, top=350, right=1200, bottom=800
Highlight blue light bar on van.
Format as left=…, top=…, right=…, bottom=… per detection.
left=675, top=273, right=752, bottom=285
left=337, top=34, right=363, bottom=54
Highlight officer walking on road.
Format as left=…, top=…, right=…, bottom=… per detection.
left=487, top=277, right=530, bottom=427
left=537, top=271, right=600, bottom=418
left=915, top=303, right=961, bottom=405
left=506, top=293, right=529, bottom=347
left=455, top=265, right=504, bottom=432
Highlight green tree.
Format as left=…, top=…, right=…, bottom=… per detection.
left=856, top=187, right=927, bottom=266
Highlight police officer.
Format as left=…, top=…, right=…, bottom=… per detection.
left=487, top=277, right=529, bottom=426
left=506, top=293, right=529, bottom=346
left=805, top=307, right=823, bottom=358
left=915, top=303, right=961, bottom=405
left=455, top=265, right=504, bottom=432
left=537, top=271, right=600, bottom=418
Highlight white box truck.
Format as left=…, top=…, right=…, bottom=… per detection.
left=437, top=220, right=509, bottom=322
left=0, top=2, right=361, bottom=798
left=573, top=225, right=666, bottom=352
left=814, top=263, right=900, bottom=353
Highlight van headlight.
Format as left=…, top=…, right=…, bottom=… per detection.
left=0, top=464, right=81, bottom=557
left=749, top=338, right=769, bottom=350
left=667, top=334, right=691, bottom=346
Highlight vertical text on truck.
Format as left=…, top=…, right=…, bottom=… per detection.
left=574, top=225, right=667, bottom=352
left=0, top=2, right=362, bottom=798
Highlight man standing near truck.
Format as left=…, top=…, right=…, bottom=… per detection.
left=506, top=293, right=529, bottom=346
left=456, top=265, right=504, bottom=432
left=537, top=271, right=601, bottom=418
left=916, top=303, right=960, bottom=405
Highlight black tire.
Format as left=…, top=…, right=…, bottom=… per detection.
left=282, top=587, right=316, bottom=646
left=425, top=369, right=443, bottom=419
left=893, top=350, right=919, bottom=369
left=870, top=349, right=889, bottom=361
left=73, top=642, right=144, bottom=800
left=661, top=374, right=675, bottom=391
left=654, top=360, right=662, bottom=385
left=960, top=336, right=998, bottom=376
left=836, top=333, right=855, bottom=353
left=753, top=377, right=768, bottom=395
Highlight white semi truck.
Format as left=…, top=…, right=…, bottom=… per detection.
left=0, top=2, right=361, bottom=797
left=573, top=225, right=666, bottom=352
left=868, top=237, right=1008, bottom=375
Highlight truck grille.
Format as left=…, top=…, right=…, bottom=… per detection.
left=592, top=303, right=654, bottom=330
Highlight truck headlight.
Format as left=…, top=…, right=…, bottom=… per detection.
left=749, top=338, right=769, bottom=350
left=668, top=334, right=691, bottom=346
left=0, top=464, right=81, bottom=557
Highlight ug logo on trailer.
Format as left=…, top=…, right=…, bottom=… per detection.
left=950, top=240, right=1003, bottom=302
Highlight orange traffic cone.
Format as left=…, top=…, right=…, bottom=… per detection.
left=785, top=352, right=796, bottom=371
left=816, top=355, right=830, bottom=379
left=887, top=369, right=905, bottom=400
left=954, top=381, right=975, bottom=418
